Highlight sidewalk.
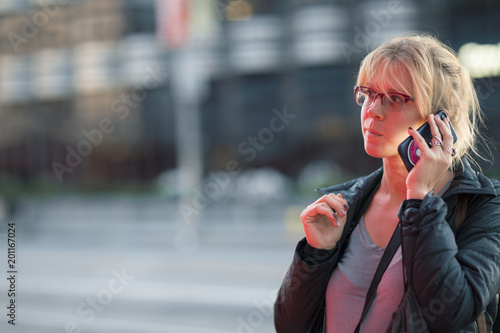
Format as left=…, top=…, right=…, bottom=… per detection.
left=1, top=195, right=306, bottom=333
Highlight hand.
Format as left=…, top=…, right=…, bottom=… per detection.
left=406, top=113, right=455, bottom=199
left=300, top=193, right=350, bottom=250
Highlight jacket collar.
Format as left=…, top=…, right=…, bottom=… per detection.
left=316, top=167, right=383, bottom=204
left=314, top=160, right=497, bottom=261
left=316, top=158, right=496, bottom=202
left=316, top=167, right=383, bottom=241
left=443, top=158, right=497, bottom=198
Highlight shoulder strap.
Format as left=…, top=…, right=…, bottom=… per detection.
left=455, top=193, right=470, bottom=231
left=454, top=194, right=488, bottom=333
left=476, top=313, right=487, bottom=333
left=354, top=223, right=401, bottom=333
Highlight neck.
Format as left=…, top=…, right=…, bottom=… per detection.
left=380, top=157, right=409, bottom=205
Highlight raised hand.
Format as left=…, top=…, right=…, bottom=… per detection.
left=300, top=193, right=350, bottom=250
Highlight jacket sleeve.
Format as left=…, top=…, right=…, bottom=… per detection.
left=274, top=237, right=339, bottom=333
left=399, top=192, right=500, bottom=332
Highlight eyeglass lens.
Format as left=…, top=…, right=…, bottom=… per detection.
left=356, top=87, right=406, bottom=108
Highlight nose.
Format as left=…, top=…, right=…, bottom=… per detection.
left=366, top=96, right=384, bottom=120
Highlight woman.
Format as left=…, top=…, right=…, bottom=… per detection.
left=274, top=34, right=500, bottom=332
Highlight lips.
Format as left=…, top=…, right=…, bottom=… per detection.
left=365, top=128, right=383, bottom=136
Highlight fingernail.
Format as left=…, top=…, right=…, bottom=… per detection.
left=344, top=203, right=350, bottom=210
left=338, top=193, right=344, bottom=198
left=340, top=209, right=347, bottom=216
left=409, top=126, right=413, bottom=131
left=435, top=114, right=440, bottom=120
left=337, top=220, right=341, bottom=228
left=332, top=213, right=338, bottom=219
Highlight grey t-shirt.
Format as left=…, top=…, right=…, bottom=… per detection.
left=325, top=216, right=404, bottom=332
left=325, top=183, right=451, bottom=332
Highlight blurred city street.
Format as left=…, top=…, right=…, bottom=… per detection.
left=1, top=196, right=305, bottom=333
left=0, top=0, right=498, bottom=332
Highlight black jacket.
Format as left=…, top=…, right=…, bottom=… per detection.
left=275, top=161, right=500, bottom=332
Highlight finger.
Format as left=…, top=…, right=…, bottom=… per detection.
left=441, top=112, right=452, bottom=130
left=431, top=115, right=454, bottom=167
left=317, top=194, right=348, bottom=217
left=408, top=126, right=431, bottom=154
left=428, top=114, right=441, bottom=141
left=301, top=202, right=337, bottom=219
left=435, top=114, right=453, bottom=148
left=428, top=114, right=447, bottom=150
left=337, top=193, right=350, bottom=210
left=302, top=202, right=338, bottom=226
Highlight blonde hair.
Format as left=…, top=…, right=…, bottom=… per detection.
left=357, top=33, right=489, bottom=170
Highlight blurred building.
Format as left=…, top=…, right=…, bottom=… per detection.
left=0, top=0, right=173, bottom=192
left=0, top=0, right=498, bottom=197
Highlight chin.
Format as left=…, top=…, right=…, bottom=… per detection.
left=364, top=148, right=383, bottom=158
left=364, top=142, right=383, bottom=157
left=364, top=144, right=396, bottom=159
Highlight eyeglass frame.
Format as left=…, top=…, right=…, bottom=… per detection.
left=354, top=85, right=415, bottom=108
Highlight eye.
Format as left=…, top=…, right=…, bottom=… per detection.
left=388, top=93, right=405, bottom=104
left=356, top=91, right=366, bottom=104
left=363, top=88, right=375, bottom=97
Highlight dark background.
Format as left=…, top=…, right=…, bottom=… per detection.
left=0, top=1, right=499, bottom=332
left=0, top=0, right=498, bottom=199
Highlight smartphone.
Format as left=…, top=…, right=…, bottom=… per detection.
left=398, top=110, right=458, bottom=172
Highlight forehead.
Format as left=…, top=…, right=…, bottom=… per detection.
left=361, top=60, right=413, bottom=95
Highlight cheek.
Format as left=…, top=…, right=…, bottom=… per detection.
left=392, top=128, right=410, bottom=145
left=360, top=107, right=368, bottom=122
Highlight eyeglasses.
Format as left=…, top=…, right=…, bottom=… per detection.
left=354, top=86, right=415, bottom=110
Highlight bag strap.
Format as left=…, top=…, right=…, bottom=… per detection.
left=476, top=313, right=487, bottom=333
left=454, top=194, right=487, bottom=333
left=354, top=223, right=401, bottom=333
left=455, top=193, right=470, bottom=231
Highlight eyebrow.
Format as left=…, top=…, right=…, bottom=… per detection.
left=364, top=86, right=408, bottom=94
